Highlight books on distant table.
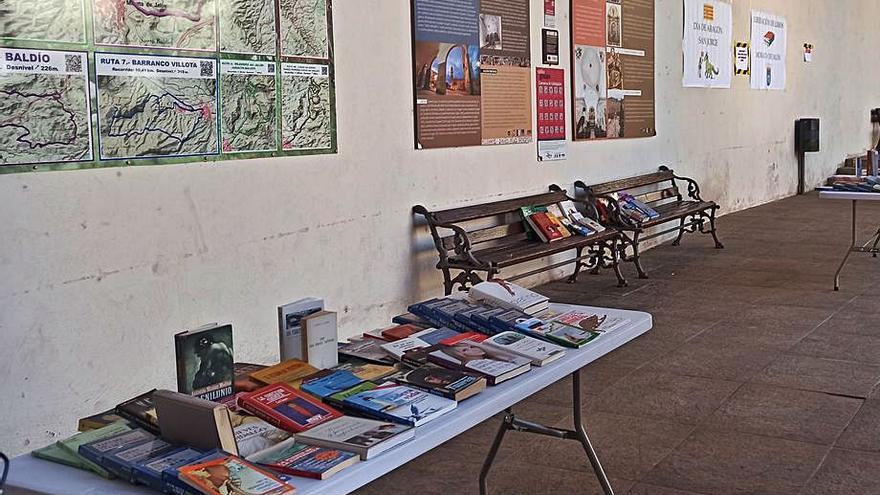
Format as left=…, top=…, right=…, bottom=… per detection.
left=481, top=331, right=566, bottom=366
left=178, top=454, right=295, bottom=495
left=278, top=297, right=324, bottom=361
left=342, top=383, right=457, bottom=427
left=240, top=382, right=342, bottom=433
left=515, top=317, right=599, bottom=348
left=247, top=437, right=359, bottom=479
left=427, top=339, right=531, bottom=385
left=550, top=309, right=631, bottom=334
left=469, top=280, right=550, bottom=315
left=380, top=336, right=432, bottom=360
left=337, top=337, right=397, bottom=365
left=174, top=323, right=234, bottom=401
left=391, top=365, right=486, bottom=401
left=295, top=416, right=415, bottom=460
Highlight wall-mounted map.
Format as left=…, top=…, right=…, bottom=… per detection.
left=0, top=0, right=336, bottom=173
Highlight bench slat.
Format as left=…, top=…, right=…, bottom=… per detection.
left=460, top=230, right=617, bottom=268
left=440, top=222, right=528, bottom=251
left=588, top=171, right=675, bottom=196
left=432, top=191, right=569, bottom=224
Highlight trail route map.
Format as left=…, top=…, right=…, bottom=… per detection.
left=219, top=0, right=276, bottom=54
left=279, top=0, right=329, bottom=58
left=220, top=60, right=277, bottom=152
left=0, top=0, right=86, bottom=42
left=0, top=49, right=92, bottom=165
left=92, top=0, right=217, bottom=50
left=96, top=53, right=218, bottom=159
left=281, top=63, right=330, bottom=150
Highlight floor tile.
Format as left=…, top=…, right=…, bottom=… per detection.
left=751, top=354, right=880, bottom=398
left=627, top=483, right=711, bottom=495
left=801, top=449, right=880, bottom=495
left=644, top=340, right=780, bottom=381
left=836, top=400, right=880, bottom=453
left=489, top=461, right=635, bottom=495
left=789, top=331, right=880, bottom=365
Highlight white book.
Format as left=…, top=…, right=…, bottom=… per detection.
left=294, top=416, right=415, bottom=460
left=469, top=280, right=550, bottom=315
left=560, top=200, right=606, bottom=233
left=379, top=336, right=431, bottom=360
left=301, top=310, right=339, bottom=369
left=278, top=298, right=324, bottom=361
left=482, top=331, right=566, bottom=366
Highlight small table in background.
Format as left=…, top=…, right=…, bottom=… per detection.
left=819, top=190, right=880, bottom=290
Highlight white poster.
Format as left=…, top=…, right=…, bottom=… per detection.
left=682, top=0, right=732, bottom=88
left=750, top=11, right=787, bottom=90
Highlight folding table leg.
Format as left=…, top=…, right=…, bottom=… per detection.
left=572, top=369, right=614, bottom=495
left=834, top=200, right=858, bottom=291
left=479, top=409, right=513, bottom=495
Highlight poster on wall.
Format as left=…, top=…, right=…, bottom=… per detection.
left=682, top=0, right=731, bottom=88
left=571, top=0, right=655, bottom=141
left=536, top=67, right=567, bottom=161
left=0, top=0, right=337, bottom=174
left=750, top=10, right=787, bottom=90
left=411, top=0, right=532, bottom=149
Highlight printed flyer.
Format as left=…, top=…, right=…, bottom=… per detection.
left=750, top=10, right=787, bottom=90
left=571, top=0, right=655, bottom=141
left=536, top=67, right=567, bottom=161
left=682, top=0, right=732, bottom=88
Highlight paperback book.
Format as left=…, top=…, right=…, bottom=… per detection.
left=428, top=340, right=531, bottom=385
left=515, top=317, right=599, bottom=348
left=410, top=326, right=460, bottom=345
left=295, top=416, right=415, bottom=460
left=550, top=310, right=630, bottom=334
left=338, top=338, right=397, bottom=365
left=246, top=438, right=359, bottom=480
left=240, top=382, right=342, bottom=433
left=470, top=280, right=550, bottom=315
left=278, top=297, right=324, bottom=361
left=56, top=421, right=133, bottom=478
left=78, top=409, right=126, bottom=432
left=380, top=336, right=432, bottom=360
left=482, top=331, right=566, bottom=366
left=392, top=366, right=486, bottom=401
left=231, top=415, right=292, bottom=458
left=115, top=389, right=160, bottom=433
left=380, top=324, right=423, bottom=341
left=342, top=383, right=457, bottom=427
left=132, top=447, right=204, bottom=491
left=178, top=454, right=295, bottom=495
left=174, top=323, right=234, bottom=401
left=32, top=442, right=88, bottom=470
left=301, top=310, right=339, bottom=369
left=234, top=362, right=269, bottom=393
left=250, top=359, right=320, bottom=388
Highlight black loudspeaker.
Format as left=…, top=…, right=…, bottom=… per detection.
left=795, top=118, right=820, bottom=153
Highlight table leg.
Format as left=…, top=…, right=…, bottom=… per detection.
left=834, top=200, right=858, bottom=291
left=479, top=409, right=513, bottom=495
left=572, top=370, right=614, bottom=495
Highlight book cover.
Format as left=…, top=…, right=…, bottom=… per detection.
left=32, top=442, right=88, bottom=470
left=381, top=324, right=422, bottom=341
left=56, top=421, right=133, bottom=478
left=400, top=344, right=442, bottom=368
left=133, top=447, right=204, bottom=491
left=234, top=362, right=269, bottom=393
left=250, top=359, right=320, bottom=388
left=278, top=297, right=324, bottom=361
left=488, top=307, right=534, bottom=333
left=453, top=306, right=498, bottom=334
left=175, top=324, right=234, bottom=401
left=240, top=382, right=342, bottom=433
left=78, top=409, right=126, bottom=432
left=544, top=210, right=572, bottom=238
left=482, top=331, right=566, bottom=366
left=530, top=212, right=565, bottom=242
left=78, top=428, right=155, bottom=469
left=559, top=200, right=604, bottom=232
left=338, top=338, right=397, bottom=365
left=428, top=340, right=531, bottom=385
left=154, top=389, right=239, bottom=455
left=471, top=307, right=509, bottom=334
left=334, top=359, right=398, bottom=382
left=232, top=415, right=292, bottom=458
left=178, top=455, right=295, bottom=495
left=104, top=438, right=175, bottom=482
left=393, top=366, right=486, bottom=401
left=300, top=369, right=365, bottom=399
left=163, top=450, right=227, bottom=495
left=246, top=438, right=359, bottom=480
left=301, top=310, right=339, bottom=370
left=409, top=326, right=460, bottom=345
left=620, top=193, right=659, bottom=219
left=326, top=381, right=379, bottom=410
left=390, top=312, right=433, bottom=327
left=439, top=331, right=487, bottom=345
left=470, top=280, right=550, bottom=315
left=115, top=389, right=160, bottom=433
left=515, top=317, right=599, bottom=348
left=342, top=383, right=456, bottom=427
left=550, top=310, right=631, bottom=334
left=519, top=205, right=547, bottom=241
left=380, top=336, right=432, bottom=360
left=295, top=416, right=415, bottom=460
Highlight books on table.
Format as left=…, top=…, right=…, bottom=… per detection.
left=301, top=310, right=339, bottom=370
left=295, top=416, right=415, bottom=460
left=515, top=317, right=599, bottom=348
left=246, top=437, right=359, bottom=479
left=338, top=337, right=398, bottom=365
left=154, top=389, right=239, bottom=456
left=481, top=331, right=566, bottom=366
left=240, top=382, right=342, bottom=433
left=470, top=280, right=550, bottom=315
left=178, top=453, right=295, bottom=495
left=380, top=336, right=432, bottom=360
left=55, top=421, right=134, bottom=478
left=278, top=297, right=324, bottom=361
left=427, top=339, right=531, bottom=385
left=550, top=309, right=632, bottom=334
left=391, top=365, right=486, bottom=401
left=131, top=447, right=204, bottom=491
left=174, top=323, right=234, bottom=402
left=249, top=359, right=320, bottom=388
left=341, top=383, right=457, bottom=427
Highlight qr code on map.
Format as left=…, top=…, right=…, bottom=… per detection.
left=65, top=54, right=82, bottom=73
left=200, top=60, right=214, bottom=77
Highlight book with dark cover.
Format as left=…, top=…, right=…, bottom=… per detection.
left=392, top=366, right=486, bottom=401
left=295, top=416, right=415, bottom=460
left=175, top=323, right=234, bottom=402
left=78, top=428, right=155, bottom=469
left=488, top=308, right=533, bottom=334
left=428, top=340, right=531, bottom=385
left=471, top=307, right=509, bottom=334
left=434, top=301, right=482, bottom=332
left=154, top=389, right=239, bottom=455
left=240, top=382, right=342, bottom=433
left=115, top=389, right=160, bottom=434
left=342, top=383, right=457, bottom=427
left=133, top=447, right=204, bottom=491
left=454, top=305, right=498, bottom=334
left=409, top=298, right=460, bottom=327
left=400, top=344, right=442, bottom=367
left=380, top=324, right=422, bottom=341
left=337, top=338, right=397, bottom=365
left=78, top=409, right=126, bottom=432
left=391, top=312, right=433, bottom=327
left=234, top=362, right=268, bottom=393
left=178, top=454, right=295, bottom=495
left=104, top=438, right=176, bottom=482
left=246, top=438, right=359, bottom=480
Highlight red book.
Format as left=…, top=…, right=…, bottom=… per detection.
left=381, top=324, right=421, bottom=341
left=440, top=332, right=487, bottom=346
left=240, top=383, right=342, bottom=433
left=530, top=212, right=564, bottom=242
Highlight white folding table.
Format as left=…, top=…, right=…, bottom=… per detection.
left=819, top=191, right=880, bottom=290
left=5, top=303, right=652, bottom=495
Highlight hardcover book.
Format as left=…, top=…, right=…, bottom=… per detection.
left=515, top=317, right=599, bottom=348
left=428, top=340, right=531, bottom=385
left=471, top=307, right=510, bottom=334
left=178, top=455, right=295, bottom=495
left=250, top=359, right=320, bottom=388
left=104, top=438, right=176, bottom=482
left=132, top=447, right=204, bottom=491
left=390, top=312, right=433, bottom=327
left=488, top=308, right=535, bottom=333
left=301, top=310, right=339, bottom=370
left=380, top=336, right=432, bottom=360
left=56, top=421, right=133, bottom=478
left=392, top=366, right=486, bottom=401
left=342, top=383, right=457, bottom=427
left=175, top=323, right=234, bottom=401
left=234, top=362, right=269, bottom=393
left=154, top=389, right=239, bottom=455
left=115, top=389, right=160, bottom=433
left=550, top=310, right=631, bottom=334
left=240, top=382, right=342, bottom=433
left=78, top=409, right=126, bottom=432
left=470, top=280, right=550, bottom=315
left=246, top=438, right=359, bottom=480
left=338, top=338, right=397, bottom=365
left=295, top=416, right=415, bottom=460
left=482, top=331, right=566, bottom=366
left=78, top=428, right=155, bottom=470
left=278, top=297, right=324, bottom=361
left=529, top=211, right=565, bottom=242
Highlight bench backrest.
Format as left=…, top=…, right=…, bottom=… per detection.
left=579, top=168, right=680, bottom=206
left=414, top=190, right=570, bottom=255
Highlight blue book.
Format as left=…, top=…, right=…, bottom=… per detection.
left=163, top=449, right=227, bottom=495
left=132, top=447, right=203, bottom=490
left=78, top=429, right=155, bottom=469
left=411, top=326, right=460, bottom=345
left=104, top=438, right=175, bottom=482
left=454, top=306, right=497, bottom=334
left=472, top=307, right=509, bottom=334
left=301, top=369, right=363, bottom=398
left=488, top=308, right=532, bottom=333
left=343, top=384, right=457, bottom=427
left=391, top=312, right=432, bottom=327
left=411, top=298, right=459, bottom=326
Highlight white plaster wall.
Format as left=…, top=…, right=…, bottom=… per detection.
left=2, top=0, right=879, bottom=455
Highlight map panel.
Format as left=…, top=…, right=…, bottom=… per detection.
left=0, top=49, right=92, bottom=165
left=220, top=60, right=277, bottom=153
left=280, top=62, right=330, bottom=150
left=0, top=0, right=86, bottom=43
left=92, top=0, right=217, bottom=51
left=218, top=0, right=276, bottom=55
left=279, top=0, right=328, bottom=58
left=96, top=53, right=219, bottom=159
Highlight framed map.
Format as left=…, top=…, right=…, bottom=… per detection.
left=0, top=0, right=337, bottom=174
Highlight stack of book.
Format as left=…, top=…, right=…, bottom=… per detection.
left=613, top=193, right=660, bottom=223
left=519, top=200, right=606, bottom=242
left=822, top=175, right=880, bottom=193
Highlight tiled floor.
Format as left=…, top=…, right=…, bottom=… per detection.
left=356, top=193, right=880, bottom=495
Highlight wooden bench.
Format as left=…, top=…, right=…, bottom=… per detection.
left=574, top=166, right=723, bottom=279
left=413, top=189, right=627, bottom=295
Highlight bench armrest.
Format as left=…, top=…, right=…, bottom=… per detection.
left=551, top=183, right=604, bottom=225
left=413, top=205, right=482, bottom=266
left=659, top=166, right=703, bottom=201
left=598, top=194, right=640, bottom=229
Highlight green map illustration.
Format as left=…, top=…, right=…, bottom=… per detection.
left=0, top=72, right=92, bottom=164
left=281, top=71, right=330, bottom=150
left=97, top=75, right=218, bottom=158
left=221, top=73, right=277, bottom=152
left=279, top=0, right=328, bottom=58
left=0, top=0, right=86, bottom=42
left=92, top=0, right=217, bottom=50
left=218, top=0, right=276, bottom=54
